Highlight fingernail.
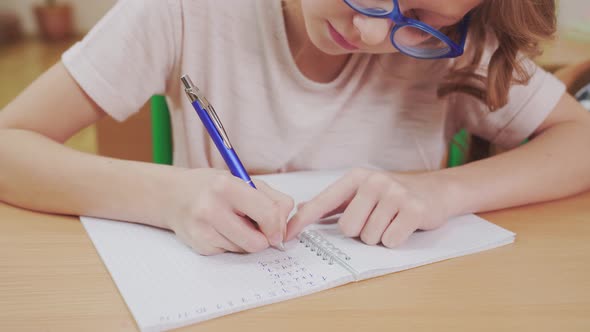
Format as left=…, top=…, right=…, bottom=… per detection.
left=271, top=232, right=283, bottom=246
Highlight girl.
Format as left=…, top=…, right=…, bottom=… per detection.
left=1, top=0, right=589, bottom=255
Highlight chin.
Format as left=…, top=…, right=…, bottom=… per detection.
left=318, top=44, right=349, bottom=55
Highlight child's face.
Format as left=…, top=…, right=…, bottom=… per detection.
left=299, top=0, right=482, bottom=55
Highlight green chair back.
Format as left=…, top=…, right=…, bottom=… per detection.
left=447, top=129, right=469, bottom=168
left=150, top=95, right=173, bottom=165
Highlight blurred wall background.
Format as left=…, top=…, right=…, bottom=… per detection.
left=0, top=0, right=117, bottom=36
left=558, top=0, right=590, bottom=41
left=1, top=0, right=589, bottom=38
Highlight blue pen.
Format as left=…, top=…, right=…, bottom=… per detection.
left=181, top=74, right=255, bottom=189
left=181, top=74, right=285, bottom=250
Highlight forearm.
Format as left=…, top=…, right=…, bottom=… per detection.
left=435, top=120, right=590, bottom=216
left=0, top=128, right=184, bottom=228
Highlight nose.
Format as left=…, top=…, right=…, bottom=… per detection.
left=352, top=14, right=392, bottom=46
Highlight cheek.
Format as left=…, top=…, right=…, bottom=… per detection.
left=298, top=2, right=322, bottom=37
left=300, top=0, right=325, bottom=19
left=300, top=0, right=349, bottom=22
left=393, top=27, right=432, bottom=47
left=299, top=0, right=324, bottom=34
left=298, top=1, right=337, bottom=41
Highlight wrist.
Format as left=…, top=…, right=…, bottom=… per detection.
left=99, top=162, right=191, bottom=231
left=402, top=169, right=467, bottom=219
left=430, top=167, right=476, bottom=217
left=148, top=165, right=194, bottom=230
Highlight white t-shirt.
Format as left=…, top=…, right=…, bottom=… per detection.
left=62, top=0, right=565, bottom=173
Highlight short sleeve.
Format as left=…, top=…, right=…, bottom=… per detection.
left=62, top=0, right=181, bottom=121
left=452, top=58, right=566, bottom=149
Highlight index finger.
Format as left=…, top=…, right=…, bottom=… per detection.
left=286, top=171, right=366, bottom=240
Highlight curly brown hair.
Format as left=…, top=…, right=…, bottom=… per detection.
left=441, top=0, right=557, bottom=110
left=439, top=0, right=557, bottom=161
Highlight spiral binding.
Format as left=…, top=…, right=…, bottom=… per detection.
left=299, top=230, right=357, bottom=278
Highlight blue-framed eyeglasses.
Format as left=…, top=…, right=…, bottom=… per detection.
left=343, top=0, right=470, bottom=59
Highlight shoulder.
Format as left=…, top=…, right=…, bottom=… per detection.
left=100, top=0, right=185, bottom=28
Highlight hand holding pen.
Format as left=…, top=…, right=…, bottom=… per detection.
left=181, top=75, right=292, bottom=252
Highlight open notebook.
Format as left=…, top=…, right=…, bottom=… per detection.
left=80, top=170, right=515, bottom=332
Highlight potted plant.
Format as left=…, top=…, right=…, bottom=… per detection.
left=0, top=11, right=23, bottom=45
left=34, top=0, right=74, bottom=41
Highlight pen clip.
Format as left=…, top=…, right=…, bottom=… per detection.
left=181, top=75, right=233, bottom=149
left=205, top=103, right=233, bottom=150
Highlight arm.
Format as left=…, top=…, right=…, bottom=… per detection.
left=0, top=62, right=177, bottom=227
left=287, top=93, right=590, bottom=246
left=0, top=62, right=291, bottom=254
left=439, top=92, right=590, bottom=216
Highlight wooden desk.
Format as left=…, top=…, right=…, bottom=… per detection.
left=1, top=192, right=589, bottom=332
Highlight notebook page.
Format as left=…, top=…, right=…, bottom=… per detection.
left=81, top=217, right=352, bottom=332
left=306, top=214, right=515, bottom=280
